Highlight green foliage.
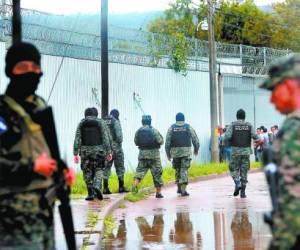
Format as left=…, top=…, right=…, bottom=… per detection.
left=147, top=0, right=300, bottom=72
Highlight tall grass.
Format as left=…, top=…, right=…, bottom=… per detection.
left=71, top=162, right=261, bottom=197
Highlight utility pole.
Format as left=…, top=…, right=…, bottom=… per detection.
left=208, top=0, right=219, bottom=162
left=101, top=0, right=109, bottom=117
left=12, top=0, right=21, bottom=44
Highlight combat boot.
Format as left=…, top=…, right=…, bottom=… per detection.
left=85, top=188, right=94, bottom=201
left=94, top=188, right=103, bottom=200
left=177, top=184, right=181, bottom=194
left=180, top=184, right=189, bottom=197
left=118, top=178, right=129, bottom=193
left=233, top=180, right=241, bottom=196
left=103, top=179, right=112, bottom=195
left=155, top=187, right=164, bottom=198
left=240, top=185, right=247, bottom=198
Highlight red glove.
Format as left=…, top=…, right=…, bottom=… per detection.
left=34, top=153, right=57, bottom=177
left=64, top=168, right=76, bottom=186
left=74, top=155, right=80, bottom=164
left=106, top=153, right=113, bottom=162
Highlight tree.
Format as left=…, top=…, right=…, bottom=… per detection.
left=147, top=0, right=298, bottom=74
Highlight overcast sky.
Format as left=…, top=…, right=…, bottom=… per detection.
left=21, top=0, right=285, bottom=15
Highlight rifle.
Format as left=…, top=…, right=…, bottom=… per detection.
left=33, top=107, right=76, bottom=250
left=262, top=148, right=279, bottom=228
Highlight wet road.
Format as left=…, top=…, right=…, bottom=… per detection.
left=101, top=172, right=272, bottom=250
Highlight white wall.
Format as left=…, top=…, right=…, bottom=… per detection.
left=0, top=42, right=212, bottom=170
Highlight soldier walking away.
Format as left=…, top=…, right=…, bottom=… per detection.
left=165, top=112, right=200, bottom=197
left=73, top=107, right=112, bottom=201
left=132, top=115, right=164, bottom=198
left=103, top=109, right=128, bottom=194
left=225, top=109, right=259, bottom=198
left=0, top=42, right=75, bottom=249
left=260, top=54, right=300, bottom=250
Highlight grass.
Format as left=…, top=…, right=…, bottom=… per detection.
left=124, top=191, right=151, bottom=202
left=118, top=203, right=127, bottom=209
left=103, top=214, right=116, bottom=238
left=71, top=161, right=262, bottom=198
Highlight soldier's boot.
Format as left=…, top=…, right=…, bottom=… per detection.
left=180, top=184, right=189, bottom=197
left=85, top=187, right=94, bottom=201
left=131, top=178, right=140, bottom=194
left=240, top=185, right=247, bottom=199
left=94, top=188, right=103, bottom=200
left=233, top=180, right=241, bottom=196
left=118, top=177, right=129, bottom=193
left=177, top=184, right=181, bottom=194
left=155, top=187, right=164, bottom=198
left=103, top=179, right=112, bottom=195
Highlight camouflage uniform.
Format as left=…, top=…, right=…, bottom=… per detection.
left=103, top=115, right=125, bottom=181
left=260, top=54, right=300, bottom=249
left=165, top=121, right=199, bottom=185
left=73, top=116, right=111, bottom=192
left=225, top=120, right=258, bottom=186
left=0, top=95, right=55, bottom=249
left=134, top=125, right=164, bottom=188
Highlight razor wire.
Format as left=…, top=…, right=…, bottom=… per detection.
left=0, top=16, right=292, bottom=76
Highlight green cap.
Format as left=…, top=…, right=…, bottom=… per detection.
left=260, top=53, right=300, bottom=90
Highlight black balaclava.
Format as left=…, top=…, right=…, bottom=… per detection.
left=5, top=42, right=42, bottom=102
left=110, top=109, right=119, bottom=120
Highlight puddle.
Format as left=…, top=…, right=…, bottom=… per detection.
left=101, top=209, right=271, bottom=250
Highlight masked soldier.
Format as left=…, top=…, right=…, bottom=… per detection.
left=260, top=54, right=300, bottom=250
left=132, top=115, right=164, bottom=198
left=0, top=42, right=74, bottom=249
left=225, top=109, right=259, bottom=198
left=103, top=109, right=127, bottom=194
left=73, top=107, right=111, bottom=201
left=165, top=112, right=199, bottom=196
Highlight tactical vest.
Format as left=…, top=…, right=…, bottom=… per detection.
left=170, top=124, right=191, bottom=147
left=104, top=115, right=117, bottom=141
left=136, top=127, right=160, bottom=150
left=81, top=119, right=102, bottom=146
left=0, top=95, right=53, bottom=196
left=231, top=122, right=251, bottom=147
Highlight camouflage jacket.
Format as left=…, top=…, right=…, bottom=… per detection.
left=165, top=121, right=200, bottom=159
left=73, top=116, right=111, bottom=157
left=273, top=110, right=300, bottom=199
left=104, top=115, right=123, bottom=150
left=0, top=94, right=53, bottom=194
left=225, top=120, right=258, bottom=156
left=134, top=125, right=164, bottom=160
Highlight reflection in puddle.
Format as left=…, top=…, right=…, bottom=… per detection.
left=101, top=210, right=270, bottom=250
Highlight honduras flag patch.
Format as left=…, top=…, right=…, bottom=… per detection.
left=0, top=116, right=8, bottom=135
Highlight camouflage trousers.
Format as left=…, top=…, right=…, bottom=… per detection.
left=0, top=191, right=55, bottom=250
left=229, top=154, right=250, bottom=185
left=270, top=190, right=300, bottom=250
left=172, top=157, right=191, bottom=185
left=81, top=155, right=105, bottom=190
left=134, top=158, right=163, bottom=187
left=103, top=147, right=125, bottom=180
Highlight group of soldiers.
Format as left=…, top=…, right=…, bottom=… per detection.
left=73, top=110, right=200, bottom=200
left=1, top=37, right=300, bottom=249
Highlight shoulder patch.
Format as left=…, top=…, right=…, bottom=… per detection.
left=0, top=116, right=8, bottom=134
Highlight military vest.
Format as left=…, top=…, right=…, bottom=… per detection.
left=0, top=95, right=53, bottom=196
left=104, top=115, right=117, bottom=142
left=231, top=122, right=252, bottom=147
left=170, top=124, right=191, bottom=147
left=136, top=127, right=160, bottom=150
left=81, top=118, right=102, bottom=146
